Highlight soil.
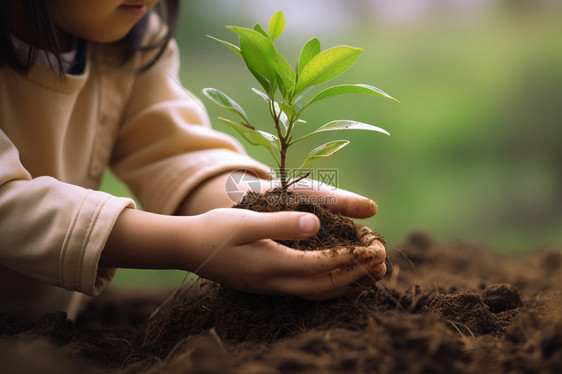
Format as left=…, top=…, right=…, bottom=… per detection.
left=1, top=195, right=561, bottom=373
left=233, top=188, right=368, bottom=250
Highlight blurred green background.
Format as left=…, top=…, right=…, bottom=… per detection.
left=103, top=0, right=562, bottom=286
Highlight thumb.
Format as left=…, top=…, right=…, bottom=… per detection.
left=233, top=210, right=320, bottom=244
left=293, top=180, right=378, bottom=218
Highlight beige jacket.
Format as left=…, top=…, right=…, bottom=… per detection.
left=0, top=18, right=269, bottom=321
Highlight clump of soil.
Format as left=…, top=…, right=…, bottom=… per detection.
left=428, top=292, right=502, bottom=335
left=233, top=188, right=366, bottom=250
left=1, top=233, right=562, bottom=374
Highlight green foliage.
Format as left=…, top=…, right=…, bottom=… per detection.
left=295, top=46, right=362, bottom=94
left=298, top=38, right=321, bottom=75
left=302, top=140, right=350, bottom=168
left=268, top=10, right=285, bottom=41
left=202, top=88, right=248, bottom=122
left=203, top=10, right=398, bottom=189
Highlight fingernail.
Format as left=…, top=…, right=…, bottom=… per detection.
left=299, top=215, right=319, bottom=234
left=360, top=198, right=377, bottom=217
left=368, top=199, right=378, bottom=215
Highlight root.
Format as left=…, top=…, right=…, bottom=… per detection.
left=447, top=320, right=476, bottom=339
left=389, top=242, right=416, bottom=275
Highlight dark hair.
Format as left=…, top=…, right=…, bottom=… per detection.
left=0, top=0, right=180, bottom=74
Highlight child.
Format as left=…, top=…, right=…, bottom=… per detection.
left=0, top=0, right=384, bottom=322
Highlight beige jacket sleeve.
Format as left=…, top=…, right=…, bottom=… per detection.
left=110, top=37, right=270, bottom=214
left=0, top=131, right=135, bottom=296
left=0, top=15, right=269, bottom=302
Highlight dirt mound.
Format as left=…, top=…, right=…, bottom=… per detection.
left=234, top=189, right=364, bottom=250
left=1, top=232, right=561, bottom=373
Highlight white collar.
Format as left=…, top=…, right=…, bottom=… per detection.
left=11, top=35, right=78, bottom=73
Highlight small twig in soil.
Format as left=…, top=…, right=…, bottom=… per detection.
left=447, top=320, right=476, bottom=339
left=209, top=328, right=227, bottom=354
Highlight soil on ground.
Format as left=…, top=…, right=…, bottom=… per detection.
left=1, top=228, right=561, bottom=373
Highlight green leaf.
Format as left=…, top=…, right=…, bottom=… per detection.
left=291, top=120, right=389, bottom=144
left=295, top=46, right=362, bottom=94
left=251, top=88, right=270, bottom=102
left=273, top=101, right=288, bottom=132
left=240, top=36, right=273, bottom=92
left=278, top=102, right=297, bottom=118
left=273, top=51, right=296, bottom=95
left=217, top=117, right=272, bottom=150
left=253, top=23, right=268, bottom=37
left=298, top=37, right=321, bottom=75
left=305, top=84, right=399, bottom=108
left=313, top=120, right=390, bottom=136
left=257, top=130, right=280, bottom=149
left=228, top=26, right=295, bottom=94
left=301, top=140, right=350, bottom=167
left=268, top=11, right=285, bottom=40
left=202, top=88, right=249, bottom=122
left=228, top=26, right=276, bottom=92
left=206, top=35, right=241, bottom=57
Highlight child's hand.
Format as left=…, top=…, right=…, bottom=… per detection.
left=103, top=208, right=385, bottom=301
left=178, top=171, right=379, bottom=219
left=180, top=208, right=385, bottom=300
left=284, top=178, right=378, bottom=218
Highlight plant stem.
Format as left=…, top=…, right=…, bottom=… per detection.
left=279, top=142, right=288, bottom=190
left=270, top=99, right=289, bottom=191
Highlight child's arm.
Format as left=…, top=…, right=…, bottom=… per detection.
left=0, top=130, right=134, bottom=296
left=101, top=207, right=383, bottom=301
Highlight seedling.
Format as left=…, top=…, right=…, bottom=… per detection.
left=203, top=10, right=398, bottom=190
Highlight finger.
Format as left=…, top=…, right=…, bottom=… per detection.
left=353, top=262, right=388, bottom=288
left=291, top=179, right=377, bottom=218
left=264, top=239, right=387, bottom=277
left=266, top=245, right=362, bottom=276
left=271, top=261, right=380, bottom=301
left=310, top=260, right=387, bottom=300
left=231, top=210, right=320, bottom=243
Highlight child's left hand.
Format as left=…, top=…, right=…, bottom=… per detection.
left=177, top=171, right=378, bottom=219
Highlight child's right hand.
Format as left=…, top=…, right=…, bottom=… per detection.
left=180, top=208, right=385, bottom=300
left=102, top=208, right=385, bottom=301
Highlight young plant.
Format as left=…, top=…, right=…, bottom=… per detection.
left=203, top=10, right=398, bottom=190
